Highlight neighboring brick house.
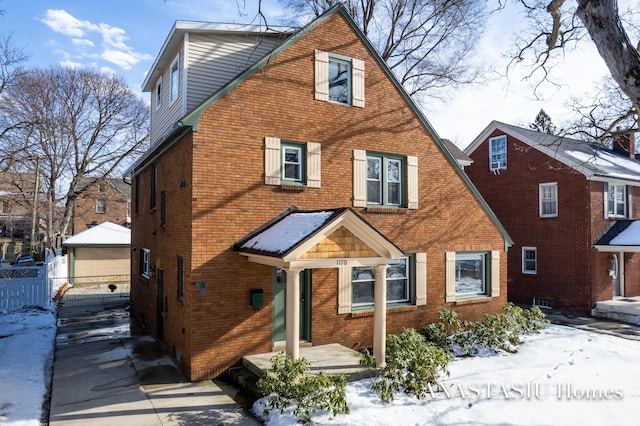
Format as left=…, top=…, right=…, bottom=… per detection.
left=127, top=5, right=512, bottom=381
left=73, top=177, right=131, bottom=233
left=0, top=172, right=38, bottom=260
left=464, top=120, right=640, bottom=312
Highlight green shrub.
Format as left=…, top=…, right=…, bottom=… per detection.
left=421, top=303, right=549, bottom=356
left=256, top=352, right=349, bottom=423
left=361, top=328, right=452, bottom=403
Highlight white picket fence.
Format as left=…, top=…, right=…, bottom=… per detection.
left=0, top=256, right=68, bottom=311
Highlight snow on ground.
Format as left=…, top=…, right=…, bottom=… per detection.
left=255, top=324, right=640, bottom=425
left=2, top=306, right=640, bottom=426
left=0, top=307, right=56, bottom=426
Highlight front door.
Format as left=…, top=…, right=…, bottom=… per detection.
left=273, top=268, right=311, bottom=344
left=612, top=254, right=622, bottom=297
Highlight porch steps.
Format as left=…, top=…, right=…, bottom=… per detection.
left=228, top=366, right=262, bottom=401
left=591, top=297, right=640, bottom=325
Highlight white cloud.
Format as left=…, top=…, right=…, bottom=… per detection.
left=59, top=60, right=83, bottom=69
left=41, top=9, right=151, bottom=71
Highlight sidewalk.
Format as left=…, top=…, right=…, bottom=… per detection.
left=48, top=302, right=259, bottom=425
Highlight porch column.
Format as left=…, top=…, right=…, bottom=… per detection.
left=285, top=268, right=301, bottom=360
left=373, top=264, right=388, bottom=367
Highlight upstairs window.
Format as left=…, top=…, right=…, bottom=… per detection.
left=606, top=183, right=626, bottom=218
left=522, top=247, right=537, bottom=274
left=315, top=50, right=364, bottom=107
left=539, top=182, right=558, bottom=217
left=367, top=155, right=403, bottom=206
left=282, top=143, right=305, bottom=183
left=489, top=135, right=507, bottom=171
left=155, top=79, right=162, bottom=109
left=150, top=164, right=157, bottom=209
left=96, top=199, right=106, bottom=214
left=170, top=56, right=179, bottom=103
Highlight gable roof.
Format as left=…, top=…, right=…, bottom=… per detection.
left=128, top=5, right=512, bottom=249
left=234, top=207, right=404, bottom=263
left=442, top=139, right=472, bottom=167
left=63, top=221, right=131, bottom=246
left=466, top=121, right=640, bottom=185
left=74, top=177, right=131, bottom=198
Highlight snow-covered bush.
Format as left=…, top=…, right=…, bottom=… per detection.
left=255, top=352, right=349, bottom=423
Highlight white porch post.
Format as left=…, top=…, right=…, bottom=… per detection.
left=373, top=264, right=388, bottom=367
left=285, top=268, right=301, bottom=360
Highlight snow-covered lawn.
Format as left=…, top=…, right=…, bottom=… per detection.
left=2, top=306, right=640, bottom=426
left=255, top=324, right=640, bottom=425
left=0, top=307, right=56, bottom=426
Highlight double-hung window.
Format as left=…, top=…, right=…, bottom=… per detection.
left=367, top=154, right=404, bottom=206
left=352, top=256, right=411, bottom=308
left=445, top=251, right=500, bottom=301
left=96, top=199, right=106, bottom=214
left=489, top=135, right=507, bottom=171
left=315, top=50, right=364, bottom=107
left=522, top=247, right=537, bottom=274
left=141, top=248, right=150, bottom=278
left=170, top=56, right=179, bottom=103
left=282, top=143, right=305, bottom=183
left=607, top=183, right=626, bottom=217
left=539, top=183, right=558, bottom=217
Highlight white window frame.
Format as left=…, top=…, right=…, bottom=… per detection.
left=539, top=182, right=558, bottom=218
left=366, top=154, right=404, bottom=207
left=170, top=55, right=179, bottom=103
left=96, top=199, right=106, bottom=214
left=522, top=247, right=537, bottom=274
left=282, top=143, right=304, bottom=183
left=141, top=248, right=150, bottom=278
left=607, top=183, right=627, bottom=218
left=351, top=256, right=411, bottom=308
left=155, top=78, right=162, bottom=110
left=489, top=135, right=507, bottom=171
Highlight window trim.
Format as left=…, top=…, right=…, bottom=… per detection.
left=328, top=55, right=352, bottom=105
left=522, top=247, right=537, bottom=275
left=141, top=248, right=150, bottom=278
left=606, top=183, right=627, bottom=218
left=155, top=78, right=162, bottom=110
left=366, top=152, right=405, bottom=207
left=489, top=135, right=507, bottom=171
left=539, top=182, right=558, bottom=218
left=315, top=50, right=364, bottom=108
left=281, top=142, right=306, bottom=184
left=170, top=55, right=179, bottom=103
left=96, top=199, right=106, bottom=214
left=351, top=255, right=414, bottom=310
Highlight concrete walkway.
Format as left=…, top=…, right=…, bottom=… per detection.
left=49, top=302, right=259, bottom=426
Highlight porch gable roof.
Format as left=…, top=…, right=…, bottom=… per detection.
left=234, top=207, right=403, bottom=267
left=595, top=220, right=640, bottom=252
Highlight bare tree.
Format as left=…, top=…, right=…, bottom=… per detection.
left=279, top=0, right=488, bottom=102
left=508, top=0, right=640, bottom=140
left=3, top=67, right=149, bottom=245
left=0, top=34, right=29, bottom=173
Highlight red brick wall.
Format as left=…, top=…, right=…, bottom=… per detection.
left=132, top=12, right=508, bottom=380
left=73, top=179, right=129, bottom=233
left=466, top=129, right=640, bottom=311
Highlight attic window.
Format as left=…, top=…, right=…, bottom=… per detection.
left=315, top=50, right=364, bottom=108
left=489, top=135, right=507, bottom=171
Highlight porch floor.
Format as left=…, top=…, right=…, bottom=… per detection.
left=242, top=343, right=375, bottom=381
left=591, top=296, right=640, bottom=325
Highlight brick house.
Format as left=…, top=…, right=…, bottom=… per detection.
left=127, top=5, right=512, bottom=381
left=464, top=120, right=640, bottom=312
left=72, top=177, right=131, bottom=234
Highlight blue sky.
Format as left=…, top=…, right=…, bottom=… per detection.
left=0, top=0, right=614, bottom=145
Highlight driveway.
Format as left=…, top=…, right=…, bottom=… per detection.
left=48, top=300, right=259, bottom=425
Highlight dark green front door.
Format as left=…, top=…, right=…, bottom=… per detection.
left=273, top=268, right=311, bottom=344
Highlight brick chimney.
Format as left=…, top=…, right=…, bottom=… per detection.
left=612, top=128, right=635, bottom=158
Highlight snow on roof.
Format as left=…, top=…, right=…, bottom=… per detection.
left=609, top=221, right=640, bottom=245
left=238, top=211, right=335, bottom=255
left=63, top=222, right=130, bottom=246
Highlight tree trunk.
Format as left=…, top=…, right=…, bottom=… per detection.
left=576, top=0, right=640, bottom=110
